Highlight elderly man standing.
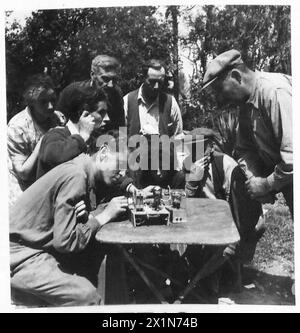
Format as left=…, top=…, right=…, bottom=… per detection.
left=201, top=50, right=293, bottom=217
left=57, top=54, right=125, bottom=131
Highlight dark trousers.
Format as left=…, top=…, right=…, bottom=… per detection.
left=229, top=166, right=262, bottom=240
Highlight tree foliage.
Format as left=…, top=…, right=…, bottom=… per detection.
left=6, top=5, right=291, bottom=130
left=187, top=5, right=291, bottom=74
left=180, top=5, right=291, bottom=143
left=6, top=7, right=173, bottom=120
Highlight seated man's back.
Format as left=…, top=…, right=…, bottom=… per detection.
left=10, top=139, right=130, bottom=307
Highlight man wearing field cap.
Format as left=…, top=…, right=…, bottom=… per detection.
left=201, top=50, right=293, bottom=218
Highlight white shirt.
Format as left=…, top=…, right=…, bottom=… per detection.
left=66, top=120, right=80, bottom=135
left=123, top=85, right=183, bottom=137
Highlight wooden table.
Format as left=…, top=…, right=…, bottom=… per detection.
left=95, top=198, right=240, bottom=304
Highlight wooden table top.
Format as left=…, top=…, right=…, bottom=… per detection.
left=95, top=198, right=240, bottom=246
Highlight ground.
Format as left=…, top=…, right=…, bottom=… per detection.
left=130, top=194, right=295, bottom=306
left=221, top=194, right=295, bottom=305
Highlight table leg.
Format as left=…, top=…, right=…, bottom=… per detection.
left=135, top=258, right=210, bottom=303
left=174, top=248, right=227, bottom=304
left=133, top=255, right=183, bottom=287
left=118, top=245, right=168, bottom=304
left=98, top=245, right=130, bottom=305
left=98, top=254, right=106, bottom=305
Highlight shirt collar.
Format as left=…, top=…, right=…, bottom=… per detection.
left=137, top=85, right=146, bottom=103
left=245, top=71, right=260, bottom=108
left=66, top=120, right=80, bottom=135
left=25, top=106, right=32, bottom=118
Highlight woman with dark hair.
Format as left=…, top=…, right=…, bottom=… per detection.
left=7, top=74, right=65, bottom=207
left=36, top=85, right=110, bottom=179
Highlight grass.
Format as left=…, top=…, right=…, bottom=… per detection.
left=219, top=194, right=295, bottom=305
left=252, top=194, right=294, bottom=276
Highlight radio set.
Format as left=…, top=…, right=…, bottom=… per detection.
left=128, top=186, right=187, bottom=227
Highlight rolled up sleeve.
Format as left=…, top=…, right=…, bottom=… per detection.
left=267, top=88, right=293, bottom=191
left=7, top=125, right=31, bottom=178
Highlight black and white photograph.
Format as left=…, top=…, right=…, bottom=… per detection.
left=0, top=0, right=298, bottom=313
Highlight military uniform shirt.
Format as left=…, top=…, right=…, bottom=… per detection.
left=236, top=71, right=292, bottom=191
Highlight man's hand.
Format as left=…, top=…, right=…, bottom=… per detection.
left=78, top=111, right=95, bottom=141
left=246, top=176, right=271, bottom=198
left=95, top=196, right=128, bottom=227
left=187, top=156, right=210, bottom=182
left=126, top=184, right=156, bottom=198
left=141, top=185, right=157, bottom=198
left=74, top=200, right=89, bottom=221
left=126, top=183, right=137, bottom=196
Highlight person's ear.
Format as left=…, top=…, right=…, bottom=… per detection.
left=98, top=145, right=109, bottom=162
left=231, top=69, right=242, bottom=84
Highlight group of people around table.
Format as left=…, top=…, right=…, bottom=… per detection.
left=8, top=50, right=293, bottom=306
